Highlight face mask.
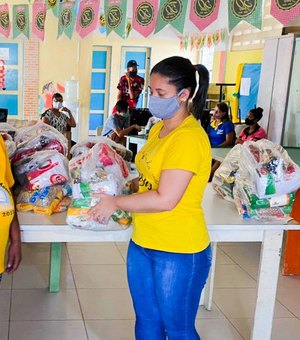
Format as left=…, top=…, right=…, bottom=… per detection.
left=149, top=89, right=184, bottom=120
left=245, top=118, right=255, bottom=125
left=123, top=112, right=130, bottom=118
left=129, top=71, right=137, bottom=78
left=213, top=112, right=222, bottom=120
left=53, top=101, right=62, bottom=109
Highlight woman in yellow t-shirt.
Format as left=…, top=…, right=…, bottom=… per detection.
left=0, top=135, right=21, bottom=282
left=89, top=56, right=211, bottom=339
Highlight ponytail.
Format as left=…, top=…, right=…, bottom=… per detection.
left=191, top=64, right=209, bottom=120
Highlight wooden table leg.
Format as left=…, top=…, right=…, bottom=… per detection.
left=251, top=230, right=283, bottom=340
left=49, top=242, right=62, bottom=293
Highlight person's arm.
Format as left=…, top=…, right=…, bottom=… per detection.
left=61, top=107, right=76, bottom=128
left=88, top=169, right=194, bottom=224
left=113, top=124, right=141, bottom=138
left=6, top=203, right=21, bottom=273
left=116, top=89, right=122, bottom=101
left=219, top=131, right=235, bottom=146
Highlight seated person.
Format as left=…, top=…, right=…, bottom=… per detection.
left=235, top=107, right=266, bottom=144
left=102, top=100, right=141, bottom=145
left=41, top=93, right=76, bottom=135
left=207, top=102, right=235, bottom=147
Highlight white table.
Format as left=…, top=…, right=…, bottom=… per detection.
left=126, top=135, right=147, bottom=153
left=19, top=185, right=300, bottom=340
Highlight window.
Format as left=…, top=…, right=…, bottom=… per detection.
left=200, top=46, right=214, bottom=82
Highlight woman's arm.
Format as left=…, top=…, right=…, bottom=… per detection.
left=88, top=169, right=194, bottom=223
left=219, top=131, right=235, bottom=146
left=41, top=116, right=50, bottom=125
left=114, top=124, right=141, bottom=138
left=6, top=212, right=21, bottom=273
left=61, top=107, right=76, bottom=128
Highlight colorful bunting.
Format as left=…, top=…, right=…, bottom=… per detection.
left=57, top=0, right=76, bottom=39
left=32, top=0, right=47, bottom=41
left=13, top=4, right=30, bottom=39
left=190, top=0, right=221, bottom=31
left=104, top=0, right=127, bottom=38
left=155, top=0, right=187, bottom=34
left=46, top=0, right=59, bottom=17
left=270, top=0, right=300, bottom=25
left=76, top=0, right=100, bottom=39
left=228, top=0, right=263, bottom=32
left=132, top=0, right=158, bottom=37
left=0, top=4, right=11, bottom=38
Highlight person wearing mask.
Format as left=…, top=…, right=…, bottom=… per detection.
left=0, top=135, right=21, bottom=283
left=116, top=60, right=144, bottom=110
left=235, top=107, right=266, bottom=144
left=88, top=56, right=211, bottom=339
left=41, top=93, right=76, bottom=135
left=102, top=99, right=141, bottom=145
left=207, top=102, right=235, bottom=147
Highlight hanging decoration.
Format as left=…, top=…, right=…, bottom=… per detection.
left=46, top=0, right=59, bottom=17
left=179, top=28, right=227, bottom=50
left=0, top=59, right=6, bottom=90
left=132, top=0, right=158, bottom=37
left=189, top=0, right=221, bottom=32
left=32, top=0, right=47, bottom=41
left=270, top=0, right=300, bottom=25
left=13, top=4, right=30, bottom=39
left=57, top=0, right=76, bottom=39
left=99, top=7, right=107, bottom=34
left=155, top=0, right=187, bottom=34
left=228, top=0, right=263, bottom=32
left=76, top=0, right=100, bottom=39
left=104, top=0, right=127, bottom=38
left=0, top=4, right=11, bottom=38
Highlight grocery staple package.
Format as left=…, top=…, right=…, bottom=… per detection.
left=212, top=144, right=242, bottom=202
left=67, top=141, right=132, bottom=231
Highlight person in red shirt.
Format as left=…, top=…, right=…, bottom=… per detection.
left=236, top=107, right=266, bottom=144
left=116, top=60, right=144, bottom=110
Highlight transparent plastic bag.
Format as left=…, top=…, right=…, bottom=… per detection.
left=70, top=136, right=133, bottom=162
left=212, top=144, right=242, bottom=202
left=14, top=121, right=67, bottom=146
left=12, top=130, right=67, bottom=163
left=240, top=139, right=300, bottom=198
left=13, top=150, right=69, bottom=190
left=0, top=123, right=16, bottom=139
left=66, top=197, right=132, bottom=231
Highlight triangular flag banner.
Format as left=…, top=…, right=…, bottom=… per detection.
left=155, top=0, right=187, bottom=34
left=76, top=0, right=100, bottom=39
left=57, top=1, right=76, bottom=39
left=104, top=0, right=127, bottom=38
left=0, top=4, right=11, bottom=38
left=13, top=4, right=30, bottom=39
left=190, top=0, right=221, bottom=31
left=228, top=0, right=262, bottom=32
left=270, top=0, right=300, bottom=25
left=46, top=0, right=59, bottom=16
left=32, top=1, right=47, bottom=41
left=132, top=0, right=158, bottom=37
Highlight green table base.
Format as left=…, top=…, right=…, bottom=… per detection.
left=49, top=242, right=62, bottom=292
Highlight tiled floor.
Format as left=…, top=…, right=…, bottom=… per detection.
left=1, top=242, right=300, bottom=340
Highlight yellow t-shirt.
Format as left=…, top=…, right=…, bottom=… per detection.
left=132, top=115, right=211, bottom=253
left=0, top=136, right=15, bottom=273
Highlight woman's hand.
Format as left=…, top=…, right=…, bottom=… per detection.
left=88, top=194, right=117, bottom=225
left=6, top=240, right=21, bottom=273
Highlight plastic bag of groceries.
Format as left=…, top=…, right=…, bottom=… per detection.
left=13, top=150, right=68, bottom=190
left=67, top=197, right=132, bottom=231
left=14, top=121, right=67, bottom=146
left=16, top=183, right=71, bottom=215
left=1, top=133, right=16, bottom=158
left=212, top=144, right=242, bottom=202
left=240, top=139, right=300, bottom=198
left=12, top=130, right=67, bottom=163
left=67, top=141, right=132, bottom=231
left=70, top=136, right=133, bottom=162
left=233, top=169, right=295, bottom=221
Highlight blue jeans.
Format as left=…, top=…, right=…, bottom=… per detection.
left=127, top=240, right=212, bottom=340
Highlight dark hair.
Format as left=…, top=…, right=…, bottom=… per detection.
left=150, top=56, right=209, bottom=119
left=249, top=107, right=263, bottom=121
left=217, top=102, right=230, bottom=121
left=116, top=99, right=129, bottom=114
left=52, top=92, right=63, bottom=101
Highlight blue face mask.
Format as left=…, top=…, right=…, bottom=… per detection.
left=149, top=89, right=184, bottom=119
